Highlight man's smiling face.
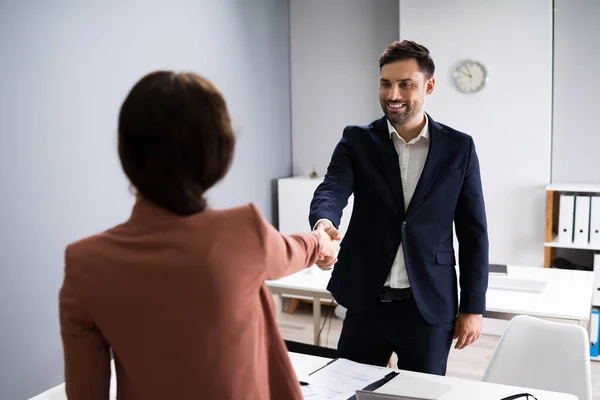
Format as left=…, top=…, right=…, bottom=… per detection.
left=379, top=58, right=434, bottom=127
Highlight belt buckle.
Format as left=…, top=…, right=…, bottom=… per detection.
left=380, top=291, right=392, bottom=303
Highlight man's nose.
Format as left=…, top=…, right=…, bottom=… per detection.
left=387, top=85, right=402, bottom=100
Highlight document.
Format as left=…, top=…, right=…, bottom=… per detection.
left=301, top=384, right=327, bottom=399
left=304, top=358, right=393, bottom=400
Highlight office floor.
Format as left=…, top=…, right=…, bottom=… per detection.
left=276, top=301, right=600, bottom=398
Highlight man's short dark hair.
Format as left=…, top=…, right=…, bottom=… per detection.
left=118, top=71, right=235, bottom=216
left=378, top=40, right=435, bottom=79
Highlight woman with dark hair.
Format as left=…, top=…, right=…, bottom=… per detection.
left=59, top=71, right=339, bottom=400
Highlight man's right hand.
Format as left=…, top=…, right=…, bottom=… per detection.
left=314, top=221, right=342, bottom=270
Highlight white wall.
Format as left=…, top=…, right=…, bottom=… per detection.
left=290, top=0, right=399, bottom=177
left=552, top=0, right=600, bottom=183
left=0, top=1, right=292, bottom=398
left=399, top=0, right=553, bottom=267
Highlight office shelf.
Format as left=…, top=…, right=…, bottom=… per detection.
left=545, top=184, right=600, bottom=359
left=544, top=184, right=600, bottom=268
left=544, top=236, right=600, bottom=251
left=546, top=182, right=600, bottom=194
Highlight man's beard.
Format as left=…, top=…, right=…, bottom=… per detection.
left=382, top=100, right=420, bottom=126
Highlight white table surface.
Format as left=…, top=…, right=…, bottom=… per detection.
left=267, top=264, right=593, bottom=321
left=291, top=352, right=578, bottom=400
left=485, top=265, right=593, bottom=322
left=29, top=351, right=576, bottom=400
left=266, top=265, right=334, bottom=300
left=266, top=264, right=594, bottom=345
left=374, top=366, right=578, bottom=400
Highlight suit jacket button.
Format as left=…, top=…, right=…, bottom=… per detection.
left=402, top=221, right=407, bottom=228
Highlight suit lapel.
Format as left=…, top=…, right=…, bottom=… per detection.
left=406, top=114, right=446, bottom=216
left=375, top=117, right=405, bottom=212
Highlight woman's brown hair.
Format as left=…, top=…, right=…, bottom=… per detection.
left=118, top=71, right=235, bottom=215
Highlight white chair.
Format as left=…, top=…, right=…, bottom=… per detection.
left=482, top=314, right=592, bottom=400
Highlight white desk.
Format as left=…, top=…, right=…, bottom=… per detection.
left=485, top=265, right=593, bottom=326
left=266, top=265, right=594, bottom=345
left=29, top=352, right=576, bottom=400
left=28, top=353, right=331, bottom=400
left=267, top=266, right=335, bottom=345
left=292, top=352, right=577, bottom=400
left=292, top=352, right=578, bottom=400
left=372, top=366, right=578, bottom=400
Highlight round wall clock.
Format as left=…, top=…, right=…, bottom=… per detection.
left=454, top=60, right=487, bottom=93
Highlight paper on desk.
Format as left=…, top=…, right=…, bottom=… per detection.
left=306, top=358, right=391, bottom=400
left=301, top=384, right=329, bottom=399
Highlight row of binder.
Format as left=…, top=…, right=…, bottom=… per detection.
left=590, top=254, right=600, bottom=357
left=557, top=194, right=600, bottom=246
left=592, top=308, right=599, bottom=357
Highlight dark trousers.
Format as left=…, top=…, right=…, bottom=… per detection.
left=337, top=296, right=455, bottom=375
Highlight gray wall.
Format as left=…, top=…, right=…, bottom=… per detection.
left=290, top=0, right=399, bottom=177
left=0, top=1, right=292, bottom=398
left=551, top=0, right=600, bottom=183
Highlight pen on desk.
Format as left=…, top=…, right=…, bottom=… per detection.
left=299, top=381, right=309, bottom=386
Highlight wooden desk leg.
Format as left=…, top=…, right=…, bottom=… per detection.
left=288, top=299, right=300, bottom=314
left=313, top=296, right=321, bottom=346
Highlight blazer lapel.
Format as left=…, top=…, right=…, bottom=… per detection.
left=375, top=117, right=405, bottom=212
left=406, top=114, right=446, bottom=216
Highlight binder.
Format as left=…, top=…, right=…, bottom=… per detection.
left=590, top=196, right=600, bottom=247
left=590, top=308, right=599, bottom=358
left=594, top=253, right=600, bottom=307
left=349, top=372, right=400, bottom=400
left=574, top=195, right=591, bottom=246
left=557, top=194, right=575, bottom=244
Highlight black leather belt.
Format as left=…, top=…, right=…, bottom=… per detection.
left=380, top=286, right=412, bottom=302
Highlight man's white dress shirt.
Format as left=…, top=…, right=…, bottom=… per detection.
left=314, top=114, right=430, bottom=289
left=384, top=115, right=429, bottom=288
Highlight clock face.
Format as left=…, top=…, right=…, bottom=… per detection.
left=454, top=61, right=487, bottom=93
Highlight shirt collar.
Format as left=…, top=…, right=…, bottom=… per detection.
left=387, top=113, right=430, bottom=144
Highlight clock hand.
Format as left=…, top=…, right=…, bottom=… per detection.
left=459, top=70, right=471, bottom=78
left=464, top=65, right=472, bottom=78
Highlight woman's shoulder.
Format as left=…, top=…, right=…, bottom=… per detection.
left=64, top=222, right=127, bottom=263
left=202, top=202, right=264, bottom=229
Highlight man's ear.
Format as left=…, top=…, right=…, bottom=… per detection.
left=426, top=77, right=435, bottom=95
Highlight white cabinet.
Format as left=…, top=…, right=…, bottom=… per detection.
left=277, top=176, right=354, bottom=236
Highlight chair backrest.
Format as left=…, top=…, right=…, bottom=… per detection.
left=482, top=315, right=592, bottom=400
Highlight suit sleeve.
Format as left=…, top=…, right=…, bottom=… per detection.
left=59, top=247, right=111, bottom=400
left=250, top=203, right=322, bottom=281
left=309, top=127, right=355, bottom=229
left=454, top=138, right=489, bottom=315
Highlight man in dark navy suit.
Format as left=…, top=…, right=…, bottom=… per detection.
left=309, top=40, right=489, bottom=375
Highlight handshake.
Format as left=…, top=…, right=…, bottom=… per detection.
left=313, top=220, right=342, bottom=270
